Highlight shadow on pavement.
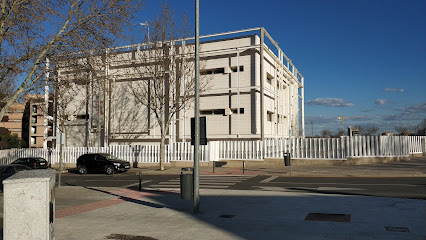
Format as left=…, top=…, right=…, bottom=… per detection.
left=54, top=184, right=425, bottom=240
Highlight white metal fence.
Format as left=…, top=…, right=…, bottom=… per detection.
left=0, top=136, right=424, bottom=165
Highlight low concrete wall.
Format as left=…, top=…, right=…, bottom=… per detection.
left=170, top=161, right=210, bottom=168
left=50, top=155, right=413, bottom=170
left=215, top=155, right=411, bottom=167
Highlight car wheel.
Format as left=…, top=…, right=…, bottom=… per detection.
left=105, top=165, right=114, bottom=175
left=77, top=165, right=87, bottom=174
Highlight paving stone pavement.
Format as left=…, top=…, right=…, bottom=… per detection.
left=54, top=187, right=425, bottom=240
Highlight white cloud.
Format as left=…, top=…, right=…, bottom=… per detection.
left=375, top=99, right=387, bottom=105
left=306, top=98, right=354, bottom=107
left=384, top=88, right=404, bottom=92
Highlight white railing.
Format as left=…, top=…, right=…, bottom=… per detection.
left=0, top=136, right=424, bottom=165
left=0, top=142, right=210, bottom=165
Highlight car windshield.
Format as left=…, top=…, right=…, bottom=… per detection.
left=103, top=154, right=117, bottom=161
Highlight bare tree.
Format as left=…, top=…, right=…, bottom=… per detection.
left=354, top=125, right=379, bottom=136
left=395, top=125, right=413, bottom=136
left=0, top=0, right=144, bottom=121
left=321, top=129, right=333, bottom=138
left=127, top=4, right=209, bottom=170
left=333, top=129, right=345, bottom=137
left=414, top=119, right=426, bottom=136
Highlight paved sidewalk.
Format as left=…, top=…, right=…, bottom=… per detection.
left=54, top=186, right=425, bottom=240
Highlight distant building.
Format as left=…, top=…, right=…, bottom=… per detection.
left=21, top=95, right=54, bottom=148
left=0, top=102, right=25, bottom=138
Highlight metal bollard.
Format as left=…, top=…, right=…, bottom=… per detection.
left=138, top=172, right=142, bottom=191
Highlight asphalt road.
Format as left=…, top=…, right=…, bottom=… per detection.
left=59, top=172, right=426, bottom=200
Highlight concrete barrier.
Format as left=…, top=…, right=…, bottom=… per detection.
left=3, top=169, right=56, bottom=240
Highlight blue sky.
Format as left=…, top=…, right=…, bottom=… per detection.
left=136, top=0, right=426, bottom=135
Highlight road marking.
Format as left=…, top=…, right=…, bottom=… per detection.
left=262, top=181, right=421, bottom=187
left=317, top=187, right=366, bottom=191
left=122, top=180, right=152, bottom=188
left=148, top=175, right=255, bottom=189
left=260, top=176, right=279, bottom=183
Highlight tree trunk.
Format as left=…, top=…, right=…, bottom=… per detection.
left=159, top=134, right=165, bottom=171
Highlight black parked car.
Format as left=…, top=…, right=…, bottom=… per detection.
left=76, top=153, right=130, bottom=175
left=0, top=164, right=32, bottom=191
left=11, top=157, right=49, bottom=169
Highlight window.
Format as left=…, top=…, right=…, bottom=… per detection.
left=267, top=111, right=274, bottom=122
left=31, top=116, right=37, bottom=124
left=31, top=137, right=36, bottom=145
left=231, top=108, right=244, bottom=114
left=200, top=68, right=225, bottom=75
left=77, top=114, right=89, bottom=120
left=266, top=72, right=274, bottom=84
left=231, top=66, right=244, bottom=72
left=31, top=127, right=36, bottom=134
left=32, top=105, right=37, bottom=113
left=1, top=167, right=14, bottom=177
left=200, top=109, right=226, bottom=115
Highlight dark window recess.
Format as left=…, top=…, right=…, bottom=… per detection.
left=73, top=78, right=88, bottom=85
left=200, top=109, right=226, bottom=115
left=76, top=114, right=89, bottom=120
left=231, top=108, right=244, bottom=114
left=267, top=112, right=273, bottom=122
left=231, top=66, right=244, bottom=72
left=200, top=68, right=225, bottom=75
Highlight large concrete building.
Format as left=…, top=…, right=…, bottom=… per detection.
left=56, top=28, right=305, bottom=147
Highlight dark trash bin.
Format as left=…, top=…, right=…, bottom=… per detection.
left=180, top=167, right=193, bottom=200
left=284, top=152, right=291, bottom=166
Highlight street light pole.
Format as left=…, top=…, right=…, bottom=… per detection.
left=139, top=22, right=150, bottom=46
left=193, top=0, right=200, bottom=214
left=140, top=22, right=153, bottom=137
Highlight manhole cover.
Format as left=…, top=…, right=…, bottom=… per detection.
left=219, top=214, right=236, bottom=218
left=305, top=213, right=351, bottom=223
left=385, top=226, right=410, bottom=232
left=105, top=233, right=158, bottom=240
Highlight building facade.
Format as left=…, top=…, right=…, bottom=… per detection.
left=57, top=28, right=305, bottom=147
left=1, top=95, right=53, bottom=148
left=0, top=102, right=25, bottom=138
left=22, top=95, right=54, bottom=148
